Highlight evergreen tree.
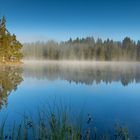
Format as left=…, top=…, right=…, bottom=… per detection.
left=0, top=16, right=23, bottom=62
left=22, top=36, right=140, bottom=61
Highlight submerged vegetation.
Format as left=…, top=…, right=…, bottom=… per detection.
left=23, top=37, right=140, bottom=61
left=0, top=17, right=23, bottom=63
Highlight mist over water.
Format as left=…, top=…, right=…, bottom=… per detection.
left=0, top=61, right=140, bottom=136
left=22, top=37, right=140, bottom=61
left=23, top=61, right=140, bottom=86
left=1, top=0, right=140, bottom=137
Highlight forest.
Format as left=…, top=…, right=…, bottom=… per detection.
left=23, top=37, right=140, bottom=61
left=1, top=16, right=139, bottom=62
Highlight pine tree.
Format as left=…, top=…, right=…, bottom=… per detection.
left=0, top=16, right=23, bottom=62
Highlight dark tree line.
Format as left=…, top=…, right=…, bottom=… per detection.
left=23, top=37, right=140, bottom=61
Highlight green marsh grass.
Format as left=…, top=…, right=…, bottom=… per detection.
left=0, top=103, right=133, bottom=140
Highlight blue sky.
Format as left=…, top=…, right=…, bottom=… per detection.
left=0, top=0, right=140, bottom=43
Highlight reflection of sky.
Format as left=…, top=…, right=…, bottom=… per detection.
left=2, top=77, right=140, bottom=135
left=0, top=0, right=140, bottom=42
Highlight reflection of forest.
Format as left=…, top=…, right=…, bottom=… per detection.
left=23, top=62, right=140, bottom=86
left=0, top=66, right=23, bottom=109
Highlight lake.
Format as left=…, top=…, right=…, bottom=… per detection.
left=0, top=61, right=140, bottom=136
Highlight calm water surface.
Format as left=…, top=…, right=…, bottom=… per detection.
left=0, top=61, right=140, bottom=135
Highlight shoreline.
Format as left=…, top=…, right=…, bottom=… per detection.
left=0, top=60, right=140, bottom=66
left=0, top=61, right=23, bottom=66
left=23, top=60, right=140, bottom=65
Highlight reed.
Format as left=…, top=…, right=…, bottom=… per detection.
left=0, top=105, right=132, bottom=140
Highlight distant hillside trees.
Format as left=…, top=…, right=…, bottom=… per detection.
left=23, top=37, right=140, bottom=61
left=0, top=17, right=23, bottom=62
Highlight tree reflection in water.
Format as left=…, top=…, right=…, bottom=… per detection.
left=23, top=62, right=140, bottom=86
left=0, top=66, right=23, bottom=109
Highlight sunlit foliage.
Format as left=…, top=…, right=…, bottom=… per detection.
left=0, top=17, right=23, bottom=62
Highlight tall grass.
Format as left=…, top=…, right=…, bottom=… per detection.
left=0, top=104, right=133, bottom=140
